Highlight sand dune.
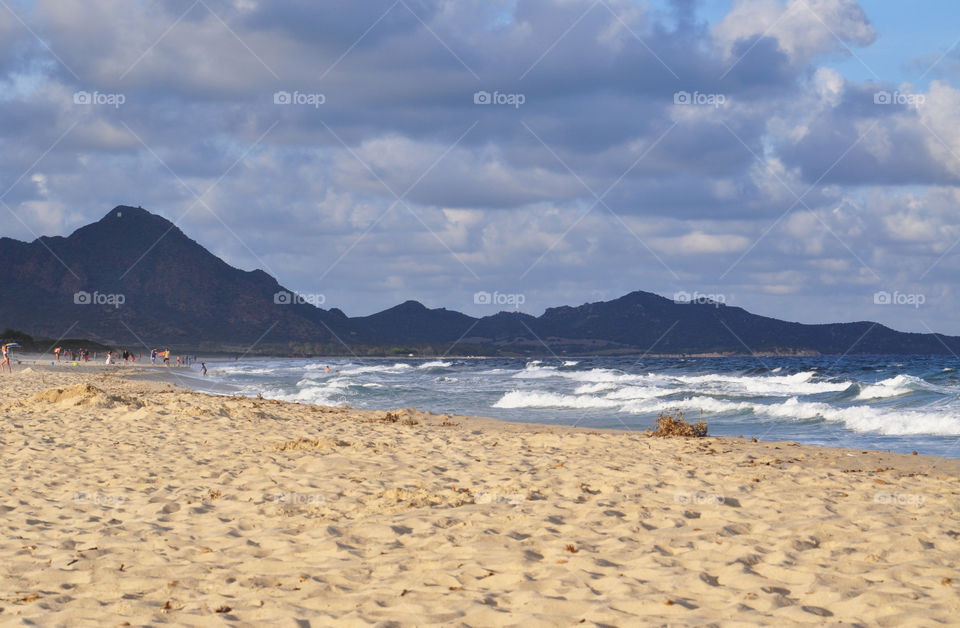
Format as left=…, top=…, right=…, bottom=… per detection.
left=1, top=367, right=958, bottom=626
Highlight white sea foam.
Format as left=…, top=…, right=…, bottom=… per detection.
left=760, top=397, right=960, bottom=436
left=857, top=374, right=921, bottom=400
left=418, top=360, right=452, bottom=369
left=215, top=366, right=285, bottom=376
left=209, top=358, right=960, bottom=442
left=493, top=390, right=621, bottom=409
left=496, top=390, right=748, bottom=414
left=620, top=396, right=754, bottom=415
left=617, top=394, right=960, bottom=436
left=855, top=374, right=949, bottom=400
left=513, top=367, right=848, bottom=396
left=514, top=366, right=634, bottom=383
left=261, top=386, right=347, bottom=407
left=573, top=382, right=620, bottom=395
left=338, top=363, right=413, bottom=376
left=604, top=385, right=670, bottom=401
left=667, top=371, right=848, bottom=396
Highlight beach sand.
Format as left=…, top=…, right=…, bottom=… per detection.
left=1, top=366, right=958, bottom=626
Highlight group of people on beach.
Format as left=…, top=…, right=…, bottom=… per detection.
left=148, top=348, right=198, bottom=368
left=103, top=349, right=140, bottom=365
left=53, top=347, right=92, bottom=362
left=0, top=343, right=207, bottom=375
left=149, top=349, right=206, bottom=374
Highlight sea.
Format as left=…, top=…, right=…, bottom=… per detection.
left=172, top=355, right=960, bottom=459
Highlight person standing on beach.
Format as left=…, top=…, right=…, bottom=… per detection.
left=54, top=347, right=61, bottom=362
left=0, top=344, right=11, bottom=373
left=201, top=362, right=207, bottom=376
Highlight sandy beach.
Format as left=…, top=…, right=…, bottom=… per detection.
left=1, top=365, right=958, bottom=626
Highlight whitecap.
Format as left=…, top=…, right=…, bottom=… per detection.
left=493, top=390, right=620, bottom=409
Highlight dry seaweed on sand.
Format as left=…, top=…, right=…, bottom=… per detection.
left=649, top=410, right=707, bottom=438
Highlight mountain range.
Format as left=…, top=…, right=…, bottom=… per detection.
left=2, top=205, right=958, bottom=356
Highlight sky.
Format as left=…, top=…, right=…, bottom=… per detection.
left=2, top=0, right=960, bottom=336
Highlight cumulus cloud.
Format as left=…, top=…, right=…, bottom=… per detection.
left=713, top=0, right=875, bottom=65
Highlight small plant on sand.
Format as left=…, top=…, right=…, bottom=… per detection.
left=377, top=410, right=419, bottom=425
left=649, top=410, right=707, bottom=438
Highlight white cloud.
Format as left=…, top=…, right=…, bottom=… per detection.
left=814, top=66, right=845, bottom=107
left=652, top=231, right=751, bottom=254
left=713, top=0, right=875, bottom=64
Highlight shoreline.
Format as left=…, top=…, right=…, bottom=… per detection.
left=2, top=368, right=959, bottom=624
left=14, top=356, right=960, bottom=465
left=14, top=350, right=956, bottom=363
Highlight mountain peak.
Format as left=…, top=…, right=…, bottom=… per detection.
left=99, top=205, right=170, bottom=225
left=63, top=205, right=181, bottom=251
left=393, top=300, right=428, bottom=312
